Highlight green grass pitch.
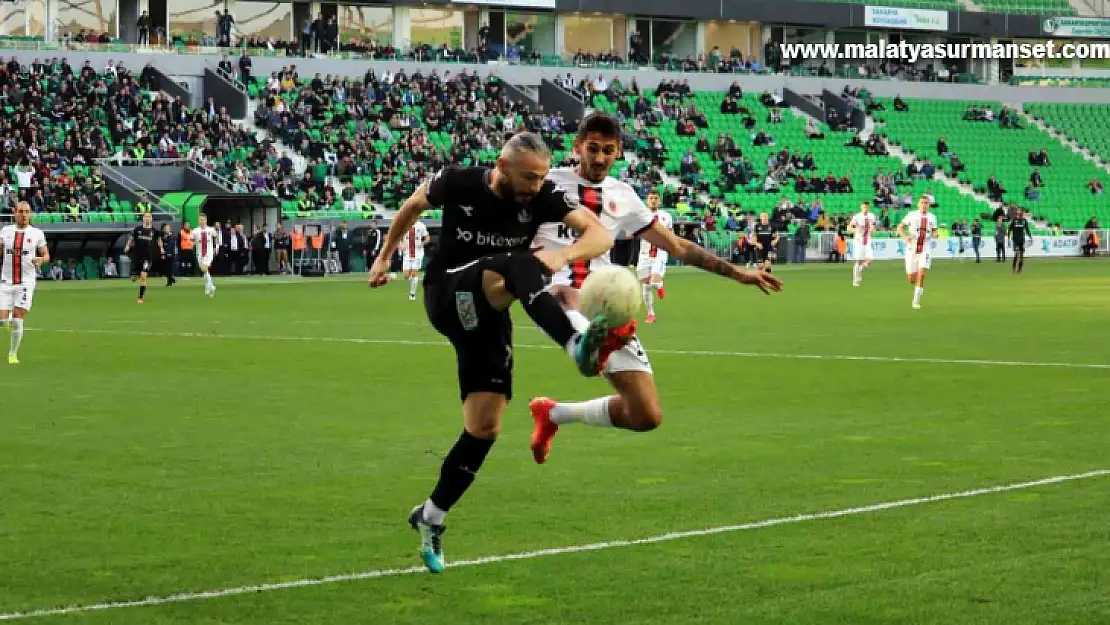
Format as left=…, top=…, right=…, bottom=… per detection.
left=2, top=259, right=1109, bottom=624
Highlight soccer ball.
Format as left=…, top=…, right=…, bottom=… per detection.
left=578, top=266, right=642, bottom=326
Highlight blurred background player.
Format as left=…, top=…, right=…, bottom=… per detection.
left=161, top=223, right=177, bottom=287
left=398, top=219, right=430, bottom=300
left=368, top=132, right=619, bottom=574
left=530, top=112, right=781, bottom=465
left=192, top=213, right=220, bottom=297
left=635, top=190, right=673, bottom=323
left=0, top=202, right=49, bottom=364
left=124, top=212, right=164, bottom=304
left=896, top=196, right=939, bottom=309
left=1009, top=208, right=1034, bottom=274
left=752, top=212, right=778, bottom=272
left=847, top=201, right=877, bottom=287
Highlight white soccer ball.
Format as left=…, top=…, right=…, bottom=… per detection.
left=578, top=266, right=642, bottom=326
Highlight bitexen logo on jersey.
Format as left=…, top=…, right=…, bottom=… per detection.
left=454, top=228, right=532, bottom=248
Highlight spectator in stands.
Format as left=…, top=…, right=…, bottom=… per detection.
left=1024, top=183, right=1041, bottom=202
left=1030, top=168, right=1044, bottom=188
left=999, top=107, right=1022, bottom=129
left=1087, top=178, right=1104, bottom=196
left=137, top=11, right=150, bottom=45
left=986, top=175, right=1006, bottom=202
left=893, top=96, right=909, bottom=112
left=103, top=257, right=118, bottom=278
left=50, top=260, right=64, bottom=281
left=1029, top=148, right=1051, bottom=166
left=937, top=136, right=951, bottom=158
left=949, top=154, right=965, bottom=175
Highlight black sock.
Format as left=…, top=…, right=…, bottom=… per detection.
left=1018, top=258, right=1024, bottom=270
left=429, top=430, right=495, bottom=513
left=492, top=254, right=578, bottom=346
left=1012, top=256, right=1017, bottom=270
left=139, top=285, right=147, bottom=298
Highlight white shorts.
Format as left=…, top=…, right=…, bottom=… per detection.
left=605, top=334, right=653, bottom=375
left=198, top=254, right=215, bottom=269
left=905, top=251, right=932, bottom=274
left=853, top=243, right=874, bottom=261
left=0, top=283, right=35, bottom=312
left=402, top=256, right=423, bottom=272
left=636, top=255, right=668, bottom=280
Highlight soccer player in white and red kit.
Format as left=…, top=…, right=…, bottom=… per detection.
left=896, top=196, right=939, bottom=309
left=635, top=190, right=673, bottom=323
left=528, top=113, right=781, bottom=464
left=398, top=220, right=429, bottom=300
left=0, top=202, right=49, bottom=364
left=191, top=212, right=220, bottom=297
left=847, top=201, right=877, bottom=287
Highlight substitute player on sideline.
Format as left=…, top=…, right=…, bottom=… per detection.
left=1008, top=208, right=1034, bottom=274
left=0, top=202, right=49, bottom=364
left=398, top=219, right=430, bottom=300
left=847, top=201, right=877, bottom=287
left=368, top=132, right=624, bottom=575
left=752, top=212, right=778, bottom=272
left=529, top=113, right=781, bottom=464
left=896, top=196, right=939, bottom=309
left=635, top=190, right=673, bottom=323
left=124, top=212, right=164, bottom=304
left=192, top=213, right=220, bottom=297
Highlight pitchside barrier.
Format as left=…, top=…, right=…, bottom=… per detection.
left=692, top=230, right=1108, bottom=263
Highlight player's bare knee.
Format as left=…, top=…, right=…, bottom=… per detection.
left=630, top=406, right=663, bottom=431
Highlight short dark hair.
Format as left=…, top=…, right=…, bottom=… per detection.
left=647, top=189, right=660, bottom=196
left=577, top=111, right=622, bottom=142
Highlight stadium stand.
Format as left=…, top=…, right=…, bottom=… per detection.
left=876, top=98, right=1110, bottom=228
left=1025, top=102, right=1110, bottom=163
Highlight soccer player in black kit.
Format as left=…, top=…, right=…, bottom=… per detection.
left=753, top=211, right=779, bottom=272
left=124, top=212, right=164, bottom=304
left=367, top=132, right=619, bottom=573
left=1008, top=208, right=1033, bottom=274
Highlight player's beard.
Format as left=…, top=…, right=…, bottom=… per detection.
left=498, top=177, right=533, bottom=205
left=578, top=162, right=609, bottom=184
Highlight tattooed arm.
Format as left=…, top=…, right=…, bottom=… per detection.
left=639, top=221, right=783, bottom=294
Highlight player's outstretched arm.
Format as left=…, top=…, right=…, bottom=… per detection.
left=641, top=221, right=782, bottom=294
left=541, top=207, right=614, bottom=272
left=369, top=185, right=432, bottom=287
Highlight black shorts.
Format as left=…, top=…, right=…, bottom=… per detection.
left=1012, top=241, right=1026, bottom=253
left=758, top=243, right=774, bottom=262
left=132, top=256, right=153, bottom=275
left=424, top=257, right=514, bottom=402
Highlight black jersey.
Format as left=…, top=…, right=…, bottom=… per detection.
left=131, top=226, right=161, bottom=258
left=423, top=166, right=574, bottom=284
left=1008, top=217, right=1032, bottom=245
left=753, top=222, right=776, bottom=247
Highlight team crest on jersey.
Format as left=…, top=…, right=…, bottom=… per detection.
left=455, top=291, right=479, bottom=330
left=518, top=207, right=532, bottom=223
left=608, top=200, right=619, bottom=214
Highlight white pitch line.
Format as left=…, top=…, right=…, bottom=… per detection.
left=31, top=327, right=1110, bottom=371
left=1, top=469, right=1107, bottom=621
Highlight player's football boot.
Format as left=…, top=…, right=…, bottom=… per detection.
left=656, top=286, right=666, bottom=300
left=137, top=298, right=144, bottom=304
left=645, top=313, right=657, bottom=324
left=408, top=505, right=446, bottom=574
left=529, top=397, right=559, bottom=464
left=7, top=354, right=18, bottom=365
left=598, top=320, right=637, bottom=370
left=573, top=314, right=612, bottom=376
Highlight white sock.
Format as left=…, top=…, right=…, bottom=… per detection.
left=204, top=272, right=214, bottom=290
left=913, top=286, right=924, bottom=305
left=409, top=276, right=418, bottom=297
left=10, top=318, right=22, bottom=356
left=853, top=265, right=861, bottom=282
left=643, top=284, right=655, bottom=315
left=550, top=396, right=614, bottom=427
left=563, top=309, right=589, bottom=359
left=422, top=498, right=447, bottom=525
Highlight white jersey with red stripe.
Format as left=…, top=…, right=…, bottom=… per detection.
left=637, top=210, right=674, bottom=266
left=191, top=226, right=219, bottom=263
left=532, top=168, right=657, bottom=288
left=849, top=211, right=877, bottom=246
left=400, top=221, right=429, bottom=260
left=900, top=209, right=939, bottom=255
left=0, top=225, right=46, bottom=287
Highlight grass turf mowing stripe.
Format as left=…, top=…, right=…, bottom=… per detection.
left=2, top=469, right=1107, bottom=621
left=32, top=327, right=1110, bottom=371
